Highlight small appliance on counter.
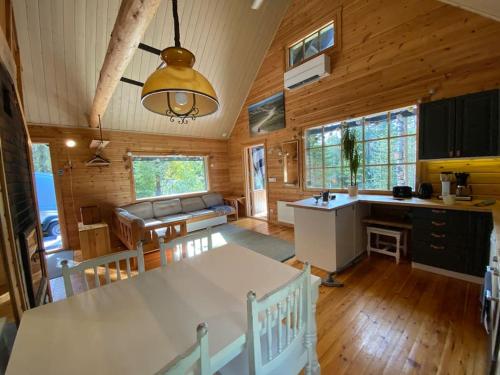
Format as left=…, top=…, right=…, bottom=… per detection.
left=455, top=172, right=472, bottom=200
left=417, top=182, right=433, bottom=199
left=440, top=172, right=453, bottom=196
left=392, top=186, right=412, bottom=199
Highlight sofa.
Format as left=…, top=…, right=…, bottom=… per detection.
left=112, top=193, right=235, bottom=250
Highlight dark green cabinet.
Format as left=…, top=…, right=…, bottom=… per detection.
left=411, top=208, right=492, bottom=276
left=419, top=89, right=499, bottom=159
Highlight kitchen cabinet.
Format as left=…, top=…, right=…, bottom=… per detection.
left=293, top=204, right=359, bottom=273
left=411, top=208, right=493, bottom=276
left=419, top=89, right=499, bottom=159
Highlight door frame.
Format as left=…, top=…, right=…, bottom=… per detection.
left=243, top=142, right=269, bottom=221
left=30, top=142, right=69, bottom=251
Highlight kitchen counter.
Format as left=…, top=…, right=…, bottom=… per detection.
left=289, top=193, right=500, bottom=280
left=287, top=193, right=495, bottom=213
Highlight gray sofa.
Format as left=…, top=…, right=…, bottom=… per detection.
left=112, top=193, right=235, bottom=250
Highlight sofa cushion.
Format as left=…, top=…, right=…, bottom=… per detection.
left=115, top=208, right=145, bottom=228
left=202, top=193, right=224, bottom=208
left=143, top=218, right=163, bottom=228
left=181, top=197, right=206, bottom=213
left=153, top=199, right=182, bottom=218
left=211, top=205, right=235, bottom=215
left=122, top=201, right=154, bottom=220
left=189, top=209, right=215, bottom=218
left=157, top=213, right=192, bottom=224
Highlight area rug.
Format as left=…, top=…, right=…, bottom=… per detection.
left=191, top=224, right=295, bottom=262
left=46, top=250, right=75, bottom=279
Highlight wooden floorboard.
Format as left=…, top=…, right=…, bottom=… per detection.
left=49, top=218, right=487, bottom=374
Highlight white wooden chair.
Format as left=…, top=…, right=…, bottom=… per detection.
left=159, top=228, right=213, bottom=266
left=155, top=322, right=210, bottom=375
left=220, top=263, right=314, bottom=375
left=61, top=241, right=145, bottom=297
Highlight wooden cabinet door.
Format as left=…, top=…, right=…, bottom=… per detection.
left=419, top=98, right=456, bottom=159
left=455, top=90, right=499, bottom=157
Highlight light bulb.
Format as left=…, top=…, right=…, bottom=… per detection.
left=175, top=92, right=188, bottom=106
left=66, top=139, right=76, bottom=148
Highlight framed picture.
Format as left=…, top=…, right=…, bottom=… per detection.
left=248, top=92, right=285, bottom=136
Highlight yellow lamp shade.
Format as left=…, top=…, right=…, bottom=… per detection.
left=141, top=47, right=219, bottom=117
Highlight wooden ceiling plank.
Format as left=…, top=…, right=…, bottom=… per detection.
left=88, top=0, right=161, bottom=128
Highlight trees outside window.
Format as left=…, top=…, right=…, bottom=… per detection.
left=132, top=155, right=208, bottom=199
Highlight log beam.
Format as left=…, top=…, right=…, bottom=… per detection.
left=88, top=0, right=161, bottom=128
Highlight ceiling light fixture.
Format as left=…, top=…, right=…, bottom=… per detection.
left=141, top=0, right=219, bottom=124
left=66, top=139, right=76, bottom=148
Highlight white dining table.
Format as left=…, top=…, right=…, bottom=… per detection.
left=6, top=243, right=321, bottom=375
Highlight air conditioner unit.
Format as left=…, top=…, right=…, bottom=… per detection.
left=284, top=54, right=330, bottom=90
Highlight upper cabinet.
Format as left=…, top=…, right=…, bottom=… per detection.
left=419, top=89, right=499, bottom=159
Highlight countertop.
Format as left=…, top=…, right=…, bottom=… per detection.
left=288, top=193, right=500, bottom=257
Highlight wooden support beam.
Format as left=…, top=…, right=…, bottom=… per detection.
left=88, top=0, right=161, bottom=128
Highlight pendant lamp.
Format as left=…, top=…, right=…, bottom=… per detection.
left=141, top=0, right=219, bottom=124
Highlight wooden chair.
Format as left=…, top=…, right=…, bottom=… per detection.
left=159, top=228, right=213, bottom=267
left=220, top=263, right=314, bottom=375
left=61, top=241, right=145, bottom=297
left=155, top=322, right=210, bottom=375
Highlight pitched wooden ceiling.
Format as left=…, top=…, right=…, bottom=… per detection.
left=13, top=0, right=290, bottom=139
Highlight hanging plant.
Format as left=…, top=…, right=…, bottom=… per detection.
left=342, top=126, right=360, bottom=188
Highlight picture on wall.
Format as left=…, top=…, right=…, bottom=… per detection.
left=248, top=92, right=285, bottom=136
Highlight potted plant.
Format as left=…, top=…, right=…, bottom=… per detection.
left=342, top=126, right=360, bottom=197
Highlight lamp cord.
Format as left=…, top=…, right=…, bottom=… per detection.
left=172, top=0, right=180, bottom=47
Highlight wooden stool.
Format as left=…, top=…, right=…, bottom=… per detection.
left=366, top=226, right=407, bottom=264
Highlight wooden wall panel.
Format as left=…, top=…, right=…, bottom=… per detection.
left=28, top=125, right=230, bottom=249
left=228, top=0, right=500, bottom=224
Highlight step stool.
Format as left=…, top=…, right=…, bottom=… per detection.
left=366, top=226, right=407, bottom=264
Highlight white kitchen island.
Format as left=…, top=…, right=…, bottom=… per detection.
left=288, top=195, right=369, bottom=274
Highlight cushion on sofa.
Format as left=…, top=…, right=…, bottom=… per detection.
left=153, top=199, right=182, bottom=218
left=210, top=205, right=235, bottom=215
left=202, top=193, right=224, bottom=208
left=157, top=213, right=192, bottom=224
left=122, top=201, right=154, bottom=220
left=181, top=197, right=206, bottom=213
left=143, top=218, right=163, bottom=228
left=115, top=208, right=145, bottom=227
left=188, top=209, right=215, bottom=217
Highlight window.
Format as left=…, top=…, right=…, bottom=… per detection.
left=132, top=155, right=209, bottom=199
left=289, top=22, right=334, bottom=68
left=304, top=106, right=417, bottom=191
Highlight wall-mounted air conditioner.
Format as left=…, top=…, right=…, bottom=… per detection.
left=284, top=54, right=330, bottom=90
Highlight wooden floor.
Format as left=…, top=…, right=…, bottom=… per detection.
left=50, top=218, right=488, bottom=374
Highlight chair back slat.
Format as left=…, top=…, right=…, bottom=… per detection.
left=158, top=228, right=213, bottom=268
left=126, top=258, right=132, bottom=278
left=246, top=263, right=312, bottom=374
left=104, top=264, right=111, bottom=284
left=61, top=241, right=145, bottom=298
left=157, top=323, right=210, bottom=375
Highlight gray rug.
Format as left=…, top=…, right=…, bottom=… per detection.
left=191, top=224, right=295, bottom=262
left=46, top=250, right=74, bottom=279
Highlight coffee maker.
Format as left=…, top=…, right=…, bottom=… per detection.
left=455, top=172, right=472, bottom=200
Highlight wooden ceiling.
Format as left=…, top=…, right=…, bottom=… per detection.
left=13, top=0, right=290, bottom=139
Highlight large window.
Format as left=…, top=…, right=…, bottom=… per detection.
left=132, top=155, right=208, bottom=199
left=289, top=22, right=334, bottom=68
left=304, top=106, right=417, bottom=191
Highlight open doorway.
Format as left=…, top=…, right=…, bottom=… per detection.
left=245, top=144, right=268, bottom=220
left=31, top=143, right=63, bottom=252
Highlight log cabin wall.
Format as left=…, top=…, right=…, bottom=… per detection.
left=228, top=0, right=500, bottom=223
left=28, top=125, right=231, bottom=249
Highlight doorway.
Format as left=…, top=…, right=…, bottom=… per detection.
left=31, top=143, right=63, bottom=252
left=245, top=144, right=268, bottom=220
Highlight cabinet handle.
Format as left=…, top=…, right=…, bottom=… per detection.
left=456, top=150, right=461, bottom=157
left=430, top=244, right=445, bottom=250
left=431, top=209, right=446, bottom=214
left=431, top=221, right=446, bottom=226
left=431, top=233, right=446, bottom=238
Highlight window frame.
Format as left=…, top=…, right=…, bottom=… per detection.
left=130, top=153, right=211, bottom=202
left=302, top=105, right=418, bottom=193
left=285, top=7, right=342, bottom=71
